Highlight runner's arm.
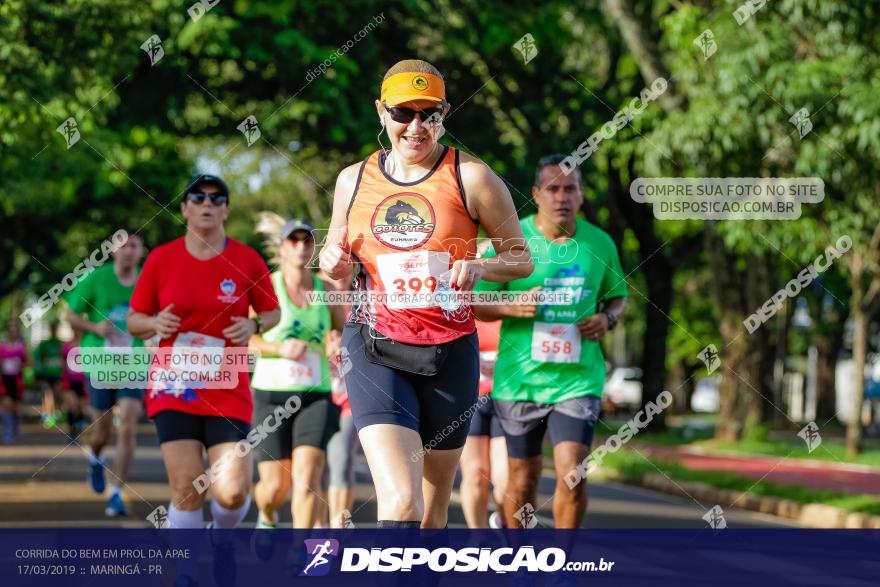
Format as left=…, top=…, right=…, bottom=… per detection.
left=248, top=332, right=283, bottom=356
left=63, top=305, right=109, bottom=337
left=126, top=310, right=158, bottom=340
left=319, top=163, right=361, bottom=279
left=459, top=153, right=533, bottom=283
left=322, top=278, right=347, bottom=332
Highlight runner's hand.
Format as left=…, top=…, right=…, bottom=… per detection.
left=325, top=330, right=342, bottom=359
left=152, top=305, right=180, bottom=340
left=278, top=339, right=308, bottom=360
left=577, top=313, right=609, bottom=341
left=223, top=316, right=257, bottom=346
left=449, top=259, right=485, bottom=291
left=319, top=227, right=353, bottom=279
left=505, top=286, right=542, bottom=318
left=93, top=320, right=115, bottom=338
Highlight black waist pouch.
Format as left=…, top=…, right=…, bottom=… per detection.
left=359, top=322, right=451, bottom=376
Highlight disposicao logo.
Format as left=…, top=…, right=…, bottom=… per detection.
left=300, top=539, right=340, bottom=577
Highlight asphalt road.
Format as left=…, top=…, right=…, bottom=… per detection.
left=0, top=415, right=794, bottom=529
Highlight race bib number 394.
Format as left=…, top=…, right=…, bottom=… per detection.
left=531, top=322, right=581, bottom=363
left=252, top=352, right=321, bottom=389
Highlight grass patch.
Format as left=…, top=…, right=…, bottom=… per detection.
left=596, top=418, right=880, bottom=467
left=702, top=438, right=880, bottom=468
left=600, top=449, right=880, bottom=516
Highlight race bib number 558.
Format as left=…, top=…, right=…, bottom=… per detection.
left=531, top=322, right=581, bottom=363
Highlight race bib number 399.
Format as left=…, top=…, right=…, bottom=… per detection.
left=531, top=322, right=581, bottom=363
left=377, top=250, right=451, bottom=309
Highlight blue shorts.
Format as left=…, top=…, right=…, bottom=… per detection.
left=467, top=396, right=504, bottom=437
left=87, top=380, right=143, bottom=411
left=342, top=323, right=479, bottom=451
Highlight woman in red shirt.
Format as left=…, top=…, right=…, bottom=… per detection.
left=128, top=174, right=279, bottom=531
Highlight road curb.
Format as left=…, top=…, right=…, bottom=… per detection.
left=629, top=473, right=880, bottom=528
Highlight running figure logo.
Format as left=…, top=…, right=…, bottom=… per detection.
left=300, top=538, right=340, bottom=577
left=797, top=421, right=822, bottom=453
left=237, top=115, right=261, bottom=146
left=693, top=29, right=717, bottom=60
left=514, top=503, right=538, bottom=528
left=140, top=34, right=164, bottom=66
left=789, top=107, right=813, bottom=138
left=56, top=117, right=80, bottom=149
left=697, top=344, right=721, bottom=375
left=147, top=505, right=169, bottom=528
left=513, top=33, right=538, bottom=64
left=702, top=505, right=727, bottom=530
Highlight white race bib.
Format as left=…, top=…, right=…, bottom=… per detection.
left=1, top=357, right=21, bottom=375
left=105, top=327, right=134, bottom=353
left=376, top=250, right=451, bottom=309
left=479, top=350, right=497, bottom=384
left=252, top=352, right=321, bottom=389
left=172, top=331, right=225, bottom=378
left=531, top=322, right=581, bottom=363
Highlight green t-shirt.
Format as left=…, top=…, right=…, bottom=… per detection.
left=64, top=263, right=142, bottom=376
left=251, top=272, right=332, bottom=392
left=34, top=338, right=63, bottom=378
left=475, top=215, right=628, bottom=403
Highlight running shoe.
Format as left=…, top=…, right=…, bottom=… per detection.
left=173, top=574, right=199, bottom=587
left=42, top=412, right=57, bottom=429
left=88, top=458, right=106, bottom=494
left=250, top=521, right=277, bottom=561
left=488, top=511, right=505, bottom=529
left=105, top=492, right=127, bottom=517
left=208, top=524, right=237, bottom=587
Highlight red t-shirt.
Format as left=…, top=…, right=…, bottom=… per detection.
left=130, top=237, right=278, bottom=422
left=476, top=320, right=501, bottom=396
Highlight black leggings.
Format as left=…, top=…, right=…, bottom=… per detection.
left=153, top=410, right=249, bottom=448
left=342, top=323, right=479, bottom=451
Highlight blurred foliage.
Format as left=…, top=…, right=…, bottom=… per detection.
left=2, top=1, right=878, bottom=426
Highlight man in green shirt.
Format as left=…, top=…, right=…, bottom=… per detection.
left=63, top=230, right=144, bottom=518
left=474, top=154, right=627, bottom=529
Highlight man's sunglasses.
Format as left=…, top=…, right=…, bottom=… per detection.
left=287, top=232, right=314, bottom=243
left=384, top=104, right=445, bottom=125
left=186, top=191, right=228, bottom=205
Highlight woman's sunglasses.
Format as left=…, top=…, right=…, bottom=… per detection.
left=186, top=191, right=228, bottom=206
left=384, top=104, right=445, bottom=125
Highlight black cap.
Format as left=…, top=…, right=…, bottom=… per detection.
left=185, top=173, right=229, bottom=200
left=280, top=218, right=315, bottom=240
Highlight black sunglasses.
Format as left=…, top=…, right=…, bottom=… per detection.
left=287, top=232, right=314, bottom=243
left=186, top=191, right=228, bottom=205
left=384, top=104, right=445, bottom=124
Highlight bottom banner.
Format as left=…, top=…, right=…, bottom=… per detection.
left=2, top=529, right=878, bottom=586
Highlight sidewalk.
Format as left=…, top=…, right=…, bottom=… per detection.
left=635, top=444, right=880, bottom=496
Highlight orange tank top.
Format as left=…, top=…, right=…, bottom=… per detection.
left=346, top=146, right=479, bottom=344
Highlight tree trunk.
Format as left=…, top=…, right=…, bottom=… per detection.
left=847, top=282, right=867, bottom=456
left=707, top=227, right=752, bottom=441
left=815, top=322, right=844, bottom=422
left=600, top=0, right=683, bottom=113
left=608, top=157, right=673, bottom=431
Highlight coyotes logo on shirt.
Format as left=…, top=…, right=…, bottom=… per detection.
left=370, top=193, right=436, bottom=250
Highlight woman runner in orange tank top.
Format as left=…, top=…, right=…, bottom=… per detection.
left=320, top=59, right=533, bottom=528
